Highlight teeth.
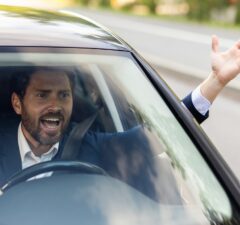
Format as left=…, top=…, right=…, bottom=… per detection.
left=44, top=118, right=60, bottom=122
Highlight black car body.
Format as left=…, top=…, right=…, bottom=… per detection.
left=0, top=5, right=239, bottom=225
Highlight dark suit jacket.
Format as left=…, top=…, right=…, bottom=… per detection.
left=182, top=93, right=209, bottom=124
left=0, top=96, right=208, bottom=200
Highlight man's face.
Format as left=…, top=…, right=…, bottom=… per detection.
left=13, top=70, right=73, bottom=146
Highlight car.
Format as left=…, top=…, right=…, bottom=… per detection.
left=0, top=5, right=239, bottom=225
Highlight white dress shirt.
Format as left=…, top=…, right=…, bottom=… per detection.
left=191, top=86, right=211, bottom=116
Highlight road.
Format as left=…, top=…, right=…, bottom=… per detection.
left=66, top=8, right=240, bottom=179
left=65, top=8, right=240, bottom=90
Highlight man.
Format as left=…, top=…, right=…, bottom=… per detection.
left=0, top=36, right=239, bottom=196
left=11, top=68, right=73, bottom=161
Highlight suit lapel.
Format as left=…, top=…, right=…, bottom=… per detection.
left=0, top=125, right=22, bottom=185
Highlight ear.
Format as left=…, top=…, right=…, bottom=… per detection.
left=11, top=92, right=22, bottom=115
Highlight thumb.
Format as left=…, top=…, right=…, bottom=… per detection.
left=212, top=35, right=219, bottom=53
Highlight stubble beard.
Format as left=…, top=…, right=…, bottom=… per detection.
left=21, top=108, right=69, bottom=146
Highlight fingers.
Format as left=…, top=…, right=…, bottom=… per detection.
left=212, top=35, right=219, bottom=53
left=235, top=40, right=240, bottom=49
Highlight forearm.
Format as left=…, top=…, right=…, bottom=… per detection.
left=199, top=71, right=226, bottom=103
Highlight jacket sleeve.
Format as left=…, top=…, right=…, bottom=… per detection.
left=182, top=93, right=209, bottom=124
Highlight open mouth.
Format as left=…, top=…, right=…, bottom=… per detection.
left=40, top=116, right=63, bottom=133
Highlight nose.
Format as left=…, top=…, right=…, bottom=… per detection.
left=46, top=95, right=63, bottom=112
left=46, top=105, right=62, bottom=113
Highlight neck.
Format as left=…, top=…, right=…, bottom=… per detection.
left=28, top=142, right=52, bottom=157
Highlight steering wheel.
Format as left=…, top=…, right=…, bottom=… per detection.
left=1, top=161, right=108, bottom=192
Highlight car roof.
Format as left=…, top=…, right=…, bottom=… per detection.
left=0, top=5, right=130, bottom=51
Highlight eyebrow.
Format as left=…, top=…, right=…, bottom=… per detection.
left=34, top=89, right=71, bottom=92
left=35, top=89, right=51, bottom=93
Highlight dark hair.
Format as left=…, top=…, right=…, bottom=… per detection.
left=11, top=66, right=75, bottom=100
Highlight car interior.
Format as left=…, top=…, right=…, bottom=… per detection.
left=0, top=66, right=114, bottom=132
left=0, top=65, right=185, bottom=205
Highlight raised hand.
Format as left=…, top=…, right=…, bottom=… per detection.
left=211, top=35, right=240, bottom=86
left=200, top=36, right=240, bottom=103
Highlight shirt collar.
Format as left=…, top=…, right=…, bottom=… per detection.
left=18, top=123, right=59, bottom=163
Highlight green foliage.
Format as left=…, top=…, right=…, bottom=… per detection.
left=186, top=0, right=229, bottom=21
left=121, top=2, right=137, bottom=12
left=235, top=3, right=240, bottom=24
left=75, top=0, right=88, bottom=5
left=139, top=0, right=158, bottom=13
left=99, top=0, right=110, bottom=7
left=74, top=0, right=110, bottom=7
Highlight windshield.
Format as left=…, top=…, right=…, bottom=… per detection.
left=0, top=49, right=238, bottom=225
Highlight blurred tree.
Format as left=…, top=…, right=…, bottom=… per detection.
left=139, top=0, right=159, bottom=13
left=75, top=0, right=110, bottom=7
left=235, top=2, right=240, bottom=23
left=100, top=0, right=110, bottom=6
left=74, top=0, right=88, bottom=5
left=186, top=0, right=228, bottom=21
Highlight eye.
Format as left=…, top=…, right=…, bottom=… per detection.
left=59, top=91, right=71, bottom=99
left=36, top=92, right=47, bottom=98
